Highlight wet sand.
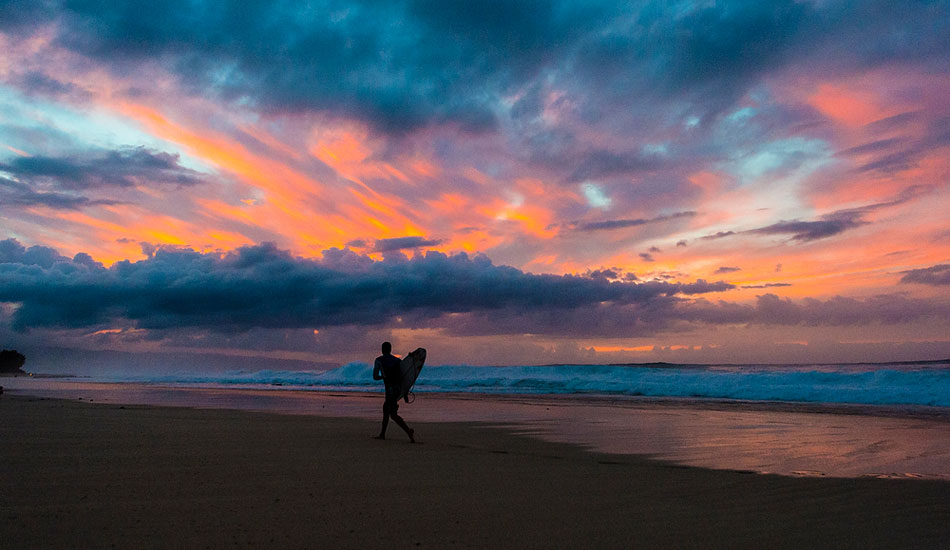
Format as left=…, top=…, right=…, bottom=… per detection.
left=6, top=379, right=950, bottom=479
left=1, top=395, right=948, bottom=549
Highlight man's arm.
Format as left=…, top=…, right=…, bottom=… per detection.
left=372, top=358, right=384, bottom=381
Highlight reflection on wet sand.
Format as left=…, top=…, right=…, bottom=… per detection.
left=5, top=378, right=949, bottom=479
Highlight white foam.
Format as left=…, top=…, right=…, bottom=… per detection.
left=98, top=361, right=950, bottom=408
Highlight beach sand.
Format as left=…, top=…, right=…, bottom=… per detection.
left=2, top=394, right=948, bottom=549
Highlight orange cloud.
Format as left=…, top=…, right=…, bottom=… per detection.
left=688, top=170, right=731, bottom=196
left=119, top=103, right=321, bottom=217
left=809, top=83, right=888, bottom=127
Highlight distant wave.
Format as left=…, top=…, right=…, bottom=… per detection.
left=98, top=361, right=950, bottom=408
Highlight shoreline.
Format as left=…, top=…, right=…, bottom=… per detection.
left=2, top=394, right=948, bottom=549
left=7, top=375, right=950, bottom=420
left=5, top=381, right=950, bottom=480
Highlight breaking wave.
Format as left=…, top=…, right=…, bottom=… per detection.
left=103, top=361, right=950, bottom=408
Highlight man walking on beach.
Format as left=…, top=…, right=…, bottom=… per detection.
left=373, top=342, right=415, bottom=442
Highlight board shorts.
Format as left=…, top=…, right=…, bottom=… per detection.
left=383, top=385, right=401, bottom=414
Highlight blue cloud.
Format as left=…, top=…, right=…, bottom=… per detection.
left=1, top=147, right=208, bottom=190
left=0, top=239, right=739, bottom=333
left=3, top=0, right=943, bottom=138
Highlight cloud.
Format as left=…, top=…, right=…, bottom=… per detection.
left=847, top=117, right=950, bottom=175
left=677, top=279, right=734, bottom=295
left=900, top=264, right=950, bottom=286
left=1, top=240, right=946, bottom=340
left=701, top=231, right=736, bottom=240
left=8, top=71, right=92, bottom=101
left=747, top=210, right=867, bottom=242
left=0, top=146, right=211, bottom=211
left=703, top=188, right=930, bottom=244
left=0, top=147, right=209, bottom=190
left=749, top=188, right=931, bottom=242
left=572, top=211, right=695, bottom=232
left=437, top=288, right=949, bottom=338
left=373, top=236, right=443, bottom=252
left=567, top=148, right=664, bottom=183
left=837, top=137, right=906, bottom=157
left=35, top=0, right=609, bottom=134
left=750, top=213, right=867, bottom=242
left=0, top=238, right=75, bottom=268
left=0, top=239, right=737, bottom=333
left=585, top=268, right=619, bottom=280
left=5, top=0, right=944, bottom=138
left=0, top=0, right=56, bottom=31
left=678, top=293, right=950, bottom=327
left=741, top=282, right=792, bottom=289
left=714, top=266, right=741, bottom=274
left=0, top=176, right=119, bottom=210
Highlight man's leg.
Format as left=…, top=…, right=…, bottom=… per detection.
left=391, top=413, right=415, bottom=442
left=376, top=402, right=391, bottom=439
left=378, top=412, right=390, bottom=438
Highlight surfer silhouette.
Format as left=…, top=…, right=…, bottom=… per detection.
left=373, top=342, right=415, bottom=442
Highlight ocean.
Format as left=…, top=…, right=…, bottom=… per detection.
left=5, top=359, right=950, bottom=479
left=51, top=359, right=950, bottom=409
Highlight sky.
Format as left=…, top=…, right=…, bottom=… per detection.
left=1, top=0, right=949, bottom=369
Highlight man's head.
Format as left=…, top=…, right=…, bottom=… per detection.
left=381, top=341, right=392, bottom=354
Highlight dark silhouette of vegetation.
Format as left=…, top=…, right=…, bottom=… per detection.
left=0, top=349, right=26, bottom=374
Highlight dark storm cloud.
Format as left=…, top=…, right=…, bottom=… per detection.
left=4, top=1, right=946, bottom=135
left=0, top=238, right=73, bottom=267
left=1, top=240, right=946, bottom=338
left=373, top=236, right=443, bottom=252
left=0, top=239, right=737, bottom=333
left=900, top=264, right=950, bottom=286
left=0, top=147, right=208, bottom=190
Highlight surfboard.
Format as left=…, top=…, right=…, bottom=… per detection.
left=398, top=348, right=426, bottom=402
